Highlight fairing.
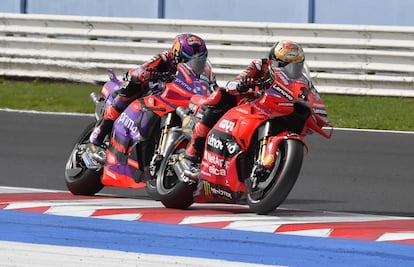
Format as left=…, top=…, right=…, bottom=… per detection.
left=195, top=69, right=332, bottom=203
left=101, top=63, right=212, bottom=188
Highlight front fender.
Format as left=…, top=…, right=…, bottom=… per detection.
left=162, top=127, right=188, bottom=157
left=262, top=132, right=307, bottom=169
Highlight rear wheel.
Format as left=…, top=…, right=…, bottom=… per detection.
left=246, top=139, right=304, bottom=214
left=64, top=122, right=104, bottom=195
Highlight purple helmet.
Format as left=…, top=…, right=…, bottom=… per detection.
left=171, top=33, right=208, bottom=63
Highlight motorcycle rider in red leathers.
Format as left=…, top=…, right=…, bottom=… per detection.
left=182, top=40, right=313, bottom=179
left=89, top=33, right=217, bottom=151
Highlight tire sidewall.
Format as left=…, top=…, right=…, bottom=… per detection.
left=247, top=139, right=304, bottom=214
left=65, top=122, right=104, bottom=195
left=156, top=139, right=195, bottom=209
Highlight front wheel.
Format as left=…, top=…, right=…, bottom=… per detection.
left=156, top=146, right=196, bottom=209
left=64, top=122, right=104, bottom=195
left=246, top=139, right=304, bottom=214
left=145, top=172, right=161, bottom=201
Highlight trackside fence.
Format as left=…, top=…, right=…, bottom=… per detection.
left=1, top=13, right=413, bottom=97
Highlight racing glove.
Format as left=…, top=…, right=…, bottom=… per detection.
left=236, top=75, right=255, bottom=93
left=141, top=69, right=176, bottom=83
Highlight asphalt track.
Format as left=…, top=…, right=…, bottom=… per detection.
left=1, top=109, right=414, bottom=266
left=1, top=109, right=413, bottom=216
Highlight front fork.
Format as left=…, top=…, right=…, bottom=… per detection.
left=250, top=122, right=306, bottom=188
left=250, top=122, right=271, bottom=188
left=149, top=112, right=174, bottom=176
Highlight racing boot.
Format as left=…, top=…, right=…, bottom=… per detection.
left=89, top=104, right=121, bottom=161
left=89, top=118, right=114, bottom=146
left=180, top=122, right=210, bottom=181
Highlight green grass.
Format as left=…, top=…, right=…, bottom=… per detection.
left=0, top=78, right=98, bottom=113
left=0, top=78, right=413, bottom=131
left=322, top=94, right=414, bottom=131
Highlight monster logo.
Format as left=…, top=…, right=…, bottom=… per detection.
left=203, top=180, right=212, bottom=197
left=202, top=180, right=232, bottom=200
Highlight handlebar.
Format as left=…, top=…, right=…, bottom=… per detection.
left=150, top=71, right=175, bottom=83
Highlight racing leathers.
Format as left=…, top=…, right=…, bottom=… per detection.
left=90, top=50, right=180, bottom=146
left=183, top=57, right=313, bottom=165
left=183, top=58, right=273, bottom=163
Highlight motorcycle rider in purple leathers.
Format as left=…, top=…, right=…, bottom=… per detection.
left=88, top=33, right=217, bottom=155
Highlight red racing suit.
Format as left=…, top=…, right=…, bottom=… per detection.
left=184, top=58, right=273, bottom=161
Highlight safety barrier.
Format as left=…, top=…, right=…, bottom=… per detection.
left=1, top=13, right=413, bottom=96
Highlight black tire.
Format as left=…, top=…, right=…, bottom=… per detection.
left=142, top=129, right=162, bottom=201
left=247, top=139, right=304, bottom=214
left=145, top=177, right=161, bottom=201
left=156, top=146, right=195, bottom=209
left=64, top=122, right=104, bottom=195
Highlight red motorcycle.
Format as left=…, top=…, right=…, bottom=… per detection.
left=153, top=68, right=333, bottom=214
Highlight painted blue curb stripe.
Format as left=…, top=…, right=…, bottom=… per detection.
left=1, top=210, right=413, bottom=266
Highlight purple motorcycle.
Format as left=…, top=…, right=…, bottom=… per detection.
left=64, top=60, right=214, bottom=199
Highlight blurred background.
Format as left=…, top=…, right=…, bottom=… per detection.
left=1, top=0, right=414, bottom=26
